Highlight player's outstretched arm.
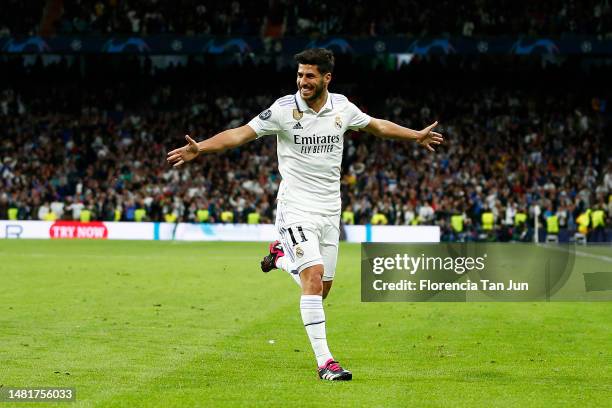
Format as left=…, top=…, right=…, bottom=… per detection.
left=364, top=118, right=443, bottom=152
left=166, top=125, right=257, bottom=167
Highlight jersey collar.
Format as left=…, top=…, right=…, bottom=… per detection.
left=294, top=90, right=333, bottom=114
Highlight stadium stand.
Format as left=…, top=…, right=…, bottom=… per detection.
left=2, top=0, right=612, bottom=37
left=0, top=54, right=610, bottom=241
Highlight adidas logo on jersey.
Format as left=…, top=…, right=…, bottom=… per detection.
left=292, top=122, right=303, bottom=129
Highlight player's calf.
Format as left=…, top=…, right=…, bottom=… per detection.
left=322, top=280, right=333, bottom=299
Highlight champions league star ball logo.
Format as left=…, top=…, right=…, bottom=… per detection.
left=259, top=109, right=272, bottom=120
left=335, top=116, right=342, bottom=130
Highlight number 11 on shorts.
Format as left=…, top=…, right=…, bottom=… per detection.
left=288, top=226, right=308, bottom=246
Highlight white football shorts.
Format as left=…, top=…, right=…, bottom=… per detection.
left=275, top=201, right=340, bottom=281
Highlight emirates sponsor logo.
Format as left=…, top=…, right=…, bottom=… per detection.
left=49, top=221, right=109, bottom=239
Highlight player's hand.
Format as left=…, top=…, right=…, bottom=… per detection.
left=167, top=135, right=200, bottom=167
left=417, top=121, right=444, bottom=152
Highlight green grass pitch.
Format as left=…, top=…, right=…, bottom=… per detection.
left=1, top=240, right=610, bottom=407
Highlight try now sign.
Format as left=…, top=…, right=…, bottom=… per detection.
left=49, top=221, right=109, bottom=239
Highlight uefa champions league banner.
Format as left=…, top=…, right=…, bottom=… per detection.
left=1, top=35, right=611, bottom=55
left=361, top=243, right=612, bottom=301
left=0, top=221, right=440, bottom=243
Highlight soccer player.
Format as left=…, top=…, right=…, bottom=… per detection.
left=167, top=48, right=443, bottom=381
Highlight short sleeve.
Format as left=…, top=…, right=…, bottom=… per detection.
left=247, top=103, right=282, bottom=138
left=346, top=102, right=371, bottom=131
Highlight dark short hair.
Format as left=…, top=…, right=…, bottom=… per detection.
left=294, top=48, right=335, bottom=74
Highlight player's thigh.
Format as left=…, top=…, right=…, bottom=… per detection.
left=320, top=242, right=339, bottom=281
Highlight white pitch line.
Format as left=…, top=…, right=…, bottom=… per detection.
left=537, top=244, right=612, bottom=263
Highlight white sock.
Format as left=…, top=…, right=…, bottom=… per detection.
left=276, top=256, right=302, bottom=287
left=300, top=295, right=333, bottom=367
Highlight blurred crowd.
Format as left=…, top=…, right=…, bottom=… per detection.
left=0, top=0, right=45, bottom=37
left=2, top=0, right=612, bottom=38
left=341, top=93, right=611, bottom=242
left=0, top=55, right=610, bottom=242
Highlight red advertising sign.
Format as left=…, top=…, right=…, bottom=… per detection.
left=49, top=221, right=109, bottom=239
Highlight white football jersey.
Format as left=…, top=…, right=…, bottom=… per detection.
left=247, top=91, right=371, bottom=215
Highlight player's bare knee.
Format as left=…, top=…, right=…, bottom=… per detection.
left=300, top=265, right=324, bottom=295
left=303, top=275, right=323, bottom=294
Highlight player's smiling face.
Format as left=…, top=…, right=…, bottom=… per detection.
left=297, top=64, right=331, bottom=102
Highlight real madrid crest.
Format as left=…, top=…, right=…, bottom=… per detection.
left=335, top=115, right=342, bottom=130
left=296, top=246, right=304, bottom=258
left=293, top=109, right=303, bottom=121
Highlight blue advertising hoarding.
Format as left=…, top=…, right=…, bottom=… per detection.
left=1, top=35, right=610, bottom=55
